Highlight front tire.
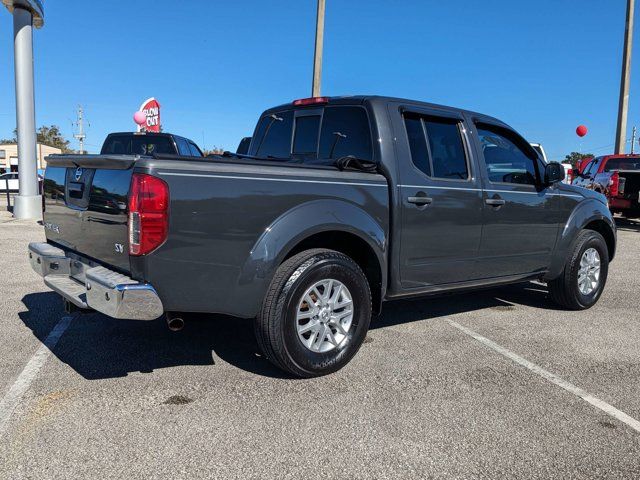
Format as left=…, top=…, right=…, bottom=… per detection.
left=255, top=249, right=372, bottom=378
left=548, top=230, right=609, bottom=310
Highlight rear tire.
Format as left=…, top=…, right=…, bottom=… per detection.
left=255, top=249, right=372, bottom=378
left=548, top=230, right=609, bottom=310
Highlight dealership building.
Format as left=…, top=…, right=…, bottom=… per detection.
left=0, top=142, right=61, bottom=174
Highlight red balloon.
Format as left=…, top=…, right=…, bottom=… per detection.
left=576, top=125, right=588, bottom=137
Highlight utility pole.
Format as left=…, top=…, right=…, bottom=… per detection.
left=311, top=0, right=326, bottom=97
left=4, top=1, right=45, bottom=219
left=632, top=126, right=637, bottom=154
left=73, top=105, right=86, bottom=154
left=615, top=0, right=635, bottom=154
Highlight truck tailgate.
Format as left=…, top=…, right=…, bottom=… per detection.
left=42, top=155, right=137, bottom=273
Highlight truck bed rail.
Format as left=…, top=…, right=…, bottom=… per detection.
left=44, top=154, right=141, bottom=170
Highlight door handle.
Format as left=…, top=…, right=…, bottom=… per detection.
left=485, top=198, right=506, bottom=207
left=408, top=195, right=433, bottom=206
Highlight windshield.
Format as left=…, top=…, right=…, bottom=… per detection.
left=603, top=157, right=640, bottom=172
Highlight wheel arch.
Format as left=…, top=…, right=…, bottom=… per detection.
left=546, top=199, right=616, bottom=280
left=236, top=199, right=388, bottom=317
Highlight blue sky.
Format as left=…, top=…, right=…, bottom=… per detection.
left=0, top=1, right=636, bottom=159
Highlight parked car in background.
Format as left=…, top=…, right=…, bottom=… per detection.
left=530, top=143, right=573, bottom=184
left=30, top=95, right=616, bottom=378
left=577, top=157, right=593, bottom=174
left=235, top=136, right=252, bottom=155
left=530, top=143, right=548, bottom=162
left=0, top=172, right=44, bottom=192
left=561, top=163, right=574, bottom=184
left=100, top=132, right=204, bottom=157
left=0, top=172, right=19, bottom=192
left=573, top=154, right=640, bottom=218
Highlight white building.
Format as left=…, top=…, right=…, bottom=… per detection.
left=0, top=143, right=62, bottom=174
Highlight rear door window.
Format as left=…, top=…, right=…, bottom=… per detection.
left=404, top=115, right=432, bottom=176
left=403, top=113, right=468, bottom=180
left=318, top=107, right=372, bottom=161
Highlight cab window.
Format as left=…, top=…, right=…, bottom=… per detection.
left=404, top=113, right=468, bottom=180
left=251, top=110, right=294, bottom=159
left=584, top=158, right=600, bottom=176
left=477, top=125, right=538, bottom=185
left=175, top=137, right=192, bottom=156
left=318, top=107, right=372, bottom=161
left=293, top=115, right=321, bottom=155
left=188, top=142, right=203, bottom=157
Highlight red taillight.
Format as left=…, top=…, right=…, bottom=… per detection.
left=293, top=96, right=328, bottom=106
left=128, top=173, right=169, bottom=256
left=610, top=171, right=620, bottom=197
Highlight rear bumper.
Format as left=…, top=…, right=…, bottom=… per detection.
left=28, top=242, right=163, bottom=320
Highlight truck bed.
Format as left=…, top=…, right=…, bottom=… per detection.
left=42, top=154, right=389, bottom=317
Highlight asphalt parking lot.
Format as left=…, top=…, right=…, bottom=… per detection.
left=1, top=209, right=640, bottom=479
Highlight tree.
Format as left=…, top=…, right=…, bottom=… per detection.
left=0, top=126, right=74, bottom=152
left=563, top=151, right=594, bottom=170
left=36, top=125, right=73, bottom=152
left=202, top=146, right=225, bottom=156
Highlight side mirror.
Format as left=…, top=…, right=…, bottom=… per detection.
left=545, top=162, right=565, bottom=185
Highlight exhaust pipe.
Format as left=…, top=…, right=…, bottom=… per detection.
left=166, top=312, right=185, bottom=332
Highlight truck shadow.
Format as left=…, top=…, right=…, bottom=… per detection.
left=20, top=282, right=557, bottom=380
left=615, top=217, right=640, bottom=232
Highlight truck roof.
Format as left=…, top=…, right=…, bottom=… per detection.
left=263, top=95, right=507, bottom=127
left=597, top=154, right=640, bottom=160
left=105, top=131, right=189, bottom=140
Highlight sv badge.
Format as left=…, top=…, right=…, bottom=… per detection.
left=114, top=243, right=124, bottom=254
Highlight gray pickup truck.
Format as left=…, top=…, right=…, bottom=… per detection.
left=29, top=95, right=616, bottom=377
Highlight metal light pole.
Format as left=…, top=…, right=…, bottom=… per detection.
left=3, top=0, right=44, bottom=219
left=311, top=0, right=326, bottom=97
left=615, top=0, right=635, bottom=155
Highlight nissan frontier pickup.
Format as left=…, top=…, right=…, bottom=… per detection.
left=29, top=96, right=616, bottom=377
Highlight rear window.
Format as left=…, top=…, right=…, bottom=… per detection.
left=101, top=135, right=175, bottom=155
left=603, top=158, right=640, bottom=172
left=318, top=107, right=372, bottom=161
left=250, top=106, right=372, bottom=163
left=293, top=115, right=321, bottom=154
left=251, top=111, right=294, bottom=159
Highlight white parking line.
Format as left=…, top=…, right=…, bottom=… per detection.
left=0, top=315, right=73, bottom=436
left=448, top=320, right=640, bottom=433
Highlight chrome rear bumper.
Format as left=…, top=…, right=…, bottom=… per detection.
left=28, top=242, right=163, bottom=320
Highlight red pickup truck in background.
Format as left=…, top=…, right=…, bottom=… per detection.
left=572, top=154, right=640, bottom=218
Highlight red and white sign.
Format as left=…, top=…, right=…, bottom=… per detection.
left=138, top=97, right=161, bottom=132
